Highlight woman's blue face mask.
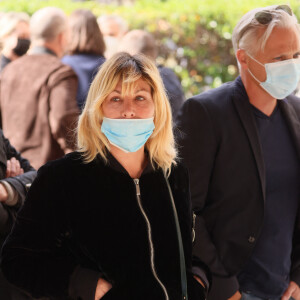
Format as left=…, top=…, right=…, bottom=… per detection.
left=247, top=52, right=300, bottom=99
left=101, top=117, right=155, bottom=153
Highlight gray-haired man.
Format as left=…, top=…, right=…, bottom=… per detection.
left=177, top=5, right=300, bottom=300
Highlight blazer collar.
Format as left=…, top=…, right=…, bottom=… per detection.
left=232, top=76, right=266, bottom=201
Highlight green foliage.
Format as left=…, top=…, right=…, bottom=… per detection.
left=0, top=0, right=299, bottom=97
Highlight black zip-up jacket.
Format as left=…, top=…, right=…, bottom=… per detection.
left=0, top=151, right=209, bottom=300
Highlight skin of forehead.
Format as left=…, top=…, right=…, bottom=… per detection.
left=14, top=21, right=30, bottom=37
left=255, top=26, right=300, bottom=59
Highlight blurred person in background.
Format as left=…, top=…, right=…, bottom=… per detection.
left=0, top=7, right=79, bottom=170
left=177, top=4, right=300, bottom=300
left=0, top=129, right=36, bottom=300
left=97, top=15, right=128, bottom=58
left=0, top=12, right=30, bottom=72
left=62, top=9, right=106, bottom=111
left=0, top=52, right=210, bottom=300
left=118, top=29, right=185, bottom=118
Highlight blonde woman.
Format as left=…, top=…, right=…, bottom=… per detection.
left=0, top=12, right=30, bottom=71
left=1, top=52, right=209, bottom=300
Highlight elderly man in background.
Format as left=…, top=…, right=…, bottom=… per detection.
left=97, top=15, right=128, bottom=58
left=0, top=7, right=79, bottom=170
left=118, top=29, right=185, bottom=118
left=177, top=5, right=300, bottom=300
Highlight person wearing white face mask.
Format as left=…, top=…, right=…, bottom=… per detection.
left=0, top=52, right=210, bottom=300
left=177, top=4, right=300, bottom=300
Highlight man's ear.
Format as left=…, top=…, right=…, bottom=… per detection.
left=236, top=49, right=248, bottom=70
left=57, top=32, right=64, bottom=45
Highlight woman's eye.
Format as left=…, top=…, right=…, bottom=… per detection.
left=136, top=96, right=145, bottom=101
left=111, top=97, right=121, bottom=102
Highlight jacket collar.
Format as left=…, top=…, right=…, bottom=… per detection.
left=232, top=76, right=266, bottom=201
left=0, top=55, right=11, bottom=71
left=232, top=76, right=300, bottom=202
left=105, top=151, right=154, bottom=177
left=31, top=46, right=57, bottom=57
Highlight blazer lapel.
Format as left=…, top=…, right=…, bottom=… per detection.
left=279, top=98, right=300, bottom=160
left=232, top=77, right=266, bottom=202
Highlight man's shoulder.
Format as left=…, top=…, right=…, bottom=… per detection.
left=3, top=54, right=75, bottom=77
left=184, top=79, right=241, bottom=115
left=38, top=152, right=97, bottom=178
left=31, top=55, right=75, bottom=76
left=189, top=80, right=237, bottom=104
left=158, top=66, right=176, bottom=76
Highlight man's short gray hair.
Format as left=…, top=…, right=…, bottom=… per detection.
left=30, top=7, right=67, bottom=42
left=97, top=15, right=128, bottom=36
left=232, top=5, right=299, bottom=56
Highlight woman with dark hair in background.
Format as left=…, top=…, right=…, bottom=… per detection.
left=62, top=9, right=106, bottom=110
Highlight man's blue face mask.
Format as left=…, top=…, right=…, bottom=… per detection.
left=101, top=117, right=155, bottom=153
left=247, top=52, right=300, bottom=99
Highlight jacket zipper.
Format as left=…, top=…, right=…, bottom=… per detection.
left=133, top=178, right=169, bottom=300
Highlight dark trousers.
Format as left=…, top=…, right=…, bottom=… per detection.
left=241, top=292, right=294, bottom=300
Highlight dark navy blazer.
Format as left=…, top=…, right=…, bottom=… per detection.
left=176, top=76, right=300, bottom=300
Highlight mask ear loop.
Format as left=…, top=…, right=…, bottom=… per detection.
left=246, top=52, right=265, bottom=84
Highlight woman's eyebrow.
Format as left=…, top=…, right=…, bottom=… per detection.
left=135, top=88, right=151, bottom=93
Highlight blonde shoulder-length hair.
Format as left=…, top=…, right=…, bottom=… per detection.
left=77, top=52, right=177, bottom=175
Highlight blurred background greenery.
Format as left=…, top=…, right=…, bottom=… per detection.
left=0, top=0, right=299, bottom=97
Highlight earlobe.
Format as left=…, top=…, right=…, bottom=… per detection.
left=236, top=49, right=248, bottom=70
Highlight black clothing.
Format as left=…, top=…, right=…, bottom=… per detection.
left=1, top=152, right=208, bottom=300
left=158, top=66, right=185, bottom=118
left=176, top=76, right=300, bottom=300
left=0, top=129, right=36, bottom=248
left=0, top=129, right=36, bottom=300
left=238, top=104, right=300, bottom=298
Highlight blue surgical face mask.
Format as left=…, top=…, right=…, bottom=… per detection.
left=101, top=117, right=155, bottom=153
left=247, top=52, right=300, bottom=99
